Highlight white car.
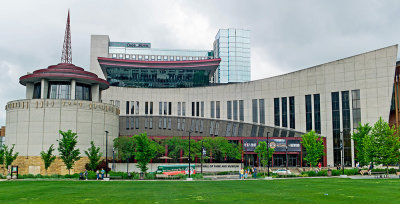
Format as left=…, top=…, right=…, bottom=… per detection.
left=272, top=169, right=292, bottom=175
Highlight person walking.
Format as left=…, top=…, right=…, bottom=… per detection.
left=84, top=169, right=88, bottom=181
left=101, top=168, right=105, bottom=179
left=318, top=162, right=322, bottom=171
left=240, top=168, right=244, bottom=180
left=253, top=167, right=257, bottom=179
left=96, top=170, right=100, bottom=180
left=244, top=169, right=248, bottom=179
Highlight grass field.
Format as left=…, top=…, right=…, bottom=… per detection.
left=0, top=178, right=399, bottom=203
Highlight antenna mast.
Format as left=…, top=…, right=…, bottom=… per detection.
left=61, top=9, right=72, bottom=64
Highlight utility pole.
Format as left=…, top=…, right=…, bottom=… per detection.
left=105, top=130, right=109, bottom=178
left=201, top=139, right=204, bottom=174
left=188, top=131, right=192, bottom=179
left=267, top=132, right=270, bottom=177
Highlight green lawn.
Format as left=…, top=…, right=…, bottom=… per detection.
left=0, top=178, right=399, bottom=203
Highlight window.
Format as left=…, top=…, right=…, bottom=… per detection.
left=169, top=102, right=172, bottom=115
left=168, top=118, right=172, bottom=130
left=119, top=54, right=123, bottom=59
left=145, top=118, right=148, bottom=129
left=183, top=56, right=187, bottom=60
left=112, top=54, right=117, bottom=58
left=313, top=94, right=320, bottom=133
left=232, top=123, right=238, bottom=136
left=305, top=95, right=312, bottom=132
left=258, top=126, right=265, bottom=137
left=126, top=101, right=130, bottom=115
left=130, top=117, right=134, bottom=130
left=138, top=55, right=143, bottom=60
left=196, top=102, right=200, bottom=117
left=136, top=101, right=139, bottom=114
left=178, top=102, right=181, bottom=116
left=177, top=56, right=180, bottom=61
left=115, top=100, right=120, bottom=108
left=189, top=56, right=193, bottom=60
left=182, top=119, right=186, bottom=131
left=238, top=123, right=243, bottom=136
left=227, top=101, right=232, bottom=119
left=135, top=118, right=139, bottom=129
left=251, top=125, right=258, bottom=137
left=216, top=101, right=220, bottom=118
left=352, top=90, right=361, bottom=130
left=192, top=102, right=195, bottom=116
left=210, top=101, right=215, bottom=118
left=209, top=121, right=215, bottom=135
left=145, top=102, right=149, bottom=115
left=150, top=102, right=153, bottom=115
left=48, top=82, right=71, bottom=99
left=259, top=99, right=265, bottom=124
left=151, top=56, right=155, bottom=60
left=177, top=118, right=181, bottom=130
left=126, top=118, right=130, bottom=130
left=145, top=55, right=149, bottom=60
left=164, top=56, right=168, bottom=61
left=164, top=102, right=167, bottom=115
left=33, top=83, right=41, bottom=99
left=239, top=100, right=244, bottom=121
left=225, top=123, right=232, bottom=136
left=132, top=55, right=136, bottom=60
left=149, top=118, right=153, bottom=129
left=289, top=96, right=295, bottom=129
left=130, top=101, right=135, bottom=115
left=159, top=118, right=162, bottom=129
left=281, top=97, right=287, bottom=127
left=195, top=119, right=200, bottom=132
left=170, top=56, right=174, bottom=61
left=190, top=119, right=195, bottom=132
left=157, top=56, right=162, bottom=61
left=342, top=91, right=351, bottom=166
left=159, top=102, right=162, bottom=115
left=252, top=99, right=258, bottom=123
left=201, top=102, right=204, bottom=117
left=233, top=100, right=238, bottom=120
left=163, top=117, right=167, bottom=129
left=331, top=92, right=341, bottom=166
left=125, top=55, right=130, bottom=59
left=182, top=102, right=186, bottom=116
left=215, top=122, right=220, bottom=136
left=274, top=98, right=280, bottom=126
left=200, top=120, right=204, bottom=133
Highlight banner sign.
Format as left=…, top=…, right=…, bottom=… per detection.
left=244, top=139, right=301, bottom=152
left=243, top=139, right=258, bottom=152
left=287, top=140, right=301, bottom=152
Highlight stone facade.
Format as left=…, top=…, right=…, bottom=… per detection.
left=4, top=156, right=91, bottom=175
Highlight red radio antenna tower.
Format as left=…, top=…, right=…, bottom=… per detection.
left=61, top=9, right=72, bottom=64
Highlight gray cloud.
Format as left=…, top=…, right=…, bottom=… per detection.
left=1, top=0, right=399, bottom=125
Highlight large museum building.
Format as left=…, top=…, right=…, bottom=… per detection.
left=4, top=15, right=400, bottom=173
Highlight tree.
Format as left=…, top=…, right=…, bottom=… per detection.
left=58, top=130, right=81, bottom=174
left=3, top=144, right=19, bottom=175
left=0, top=146, right=5, bottom=175
left=352, top=123, right=372, bottom=167
left=133, top=133, right=157, bottom=174
left=166, top=137, right=186, bottom=161
left=365, top=118, right=400, bottom=175
left=84, top=141, right=103, bottom=172
left=113, top=136, right=135, bottom=173
left=255, top=141, right=274, bottom=176
left=40, top=144, right=56, bottom=175
left=301, top=130, right=325, bottom=167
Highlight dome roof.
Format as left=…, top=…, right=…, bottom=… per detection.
left=19, top=63, right=109, bottom=90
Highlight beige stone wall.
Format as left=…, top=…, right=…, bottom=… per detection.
left=6, top=156, right=92, bottom=175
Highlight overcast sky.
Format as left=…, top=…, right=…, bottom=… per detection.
left=1, top=0, right=400, bottom=125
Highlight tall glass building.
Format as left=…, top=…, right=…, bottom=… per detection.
left=213, top=29, right=251, bottom=83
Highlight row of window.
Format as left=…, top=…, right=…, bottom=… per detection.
left=305, top=94, right=321, bottom=133
left=33, top=82, right=91, bottom=101
left=274, top=97, right=295, bottom=129
left=191, top=102, right=205, bottom=117
left=111, top=53, right=212, bottom=61
left=109, top=100, right=121, bottom=108
left=332, top=89, right=361, bottom=166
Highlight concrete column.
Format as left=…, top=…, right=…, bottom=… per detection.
left=26, top=82, right=34, bottom=99
left=91, top=84, right=100, bottom=102
left=71, top=80, right=76, bottom=100
left=40, top=79, right=48, bottom=99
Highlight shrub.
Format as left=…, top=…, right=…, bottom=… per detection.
left=176, top=174, right=187, bottom=179
left=145, top=173, right=155, bottom=180
left=191, top=173, right=203, bottom=179
left=317, top=170, right=327, bottom=176
left=307, top=171, right=317, bottom=177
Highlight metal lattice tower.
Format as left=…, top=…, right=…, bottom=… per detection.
left=61, top=9, right=72, bottom=64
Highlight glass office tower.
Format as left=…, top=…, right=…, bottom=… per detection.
left=214, top=29, right=251, bottom=83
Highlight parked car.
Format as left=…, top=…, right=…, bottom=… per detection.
left=273, top=169, right=292, bottom=175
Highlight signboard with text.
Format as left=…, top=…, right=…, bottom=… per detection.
left=244, top=139, right=302, bottom=152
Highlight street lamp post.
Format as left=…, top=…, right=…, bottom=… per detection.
left=105, top=130, right=109, bottom=178
left=286, top=142, right=288, bottom=169
left=188, top=131, right=192, bottom=179
left=112, top=147, right=115, bottom=172
left=340, top=131, right=345, bottom=175
left=267, top=132, right=270, bottom=177
left=201, top=139, right=204, bottom=174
